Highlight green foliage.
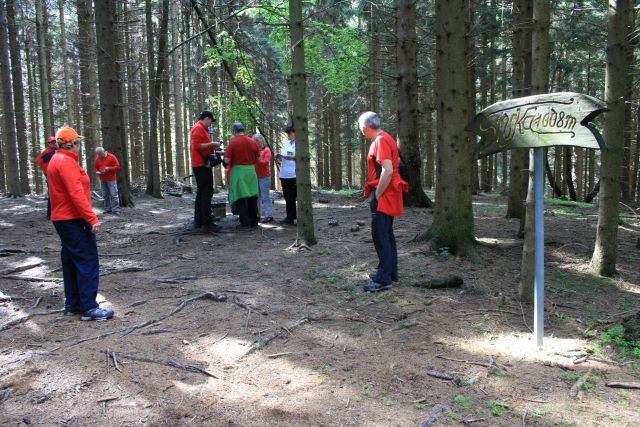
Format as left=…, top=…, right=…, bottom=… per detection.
left=453, top=395, right=466, bottom=404
left=432, top=247, right=451, bottom=257
left=415, top=402, right=426, bottom=409
left=321, top=363, right=331, bottom=376
left=600, top=326, right=640, bottom=359
left=363, top=384, right=372, bottom=396
left=488, top=400, right=504, bottom=416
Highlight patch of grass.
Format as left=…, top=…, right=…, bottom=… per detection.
left=323, top=187, right=362, bottom=197
left=384, top=399, right=394, bottom=406
left=554, top=313, right=572, bottom=325
left=544, top=197, right=593, bottom=208
left=548, top=271, right=618, bottom=295
left=363, top=384, right=373, bottom=396
left=453, top=395, right=466, bottom=404
left=321, top=363, right=331, bottom=376
left=432, top=246, right=451, bottom=257
left=488, top=400, right=505, bottom=416
left=546, top=208, right=585, bottom=218
left=620, top=299, right=640, bottom=310
left=415, top=402, right=426, bottom=409
left=354, top=394, right=363, bottom=402
left=600, top=326, right=640, bottom=359
left=560, top=372, right=582, bottom=382
left=308, top=266, right=342, bottom=283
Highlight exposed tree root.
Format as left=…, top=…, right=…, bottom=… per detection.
left=0, top=309, right=64, bottom=332
left=105, top=348, right=219, bottom=378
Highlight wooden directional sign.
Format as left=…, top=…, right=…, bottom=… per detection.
left=465, top=92, right=607, bottom=158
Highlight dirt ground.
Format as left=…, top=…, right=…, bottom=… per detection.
left=1, top=185, right=639, bottom=427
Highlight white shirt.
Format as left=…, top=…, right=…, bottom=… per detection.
left=279, top=140, right=296, bottom=179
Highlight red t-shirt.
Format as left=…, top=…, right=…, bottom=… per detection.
left=255, top=146, right=271, bottom=178
left=35, top=146, right=56, bottom=175
left=47, top=150, right=98, bottom=225
left=364, top=131, right=407, bottom=217
left=190, top=121, right=213, bottom=167
left=94, top=152, right=120, bottom=181
left=225, top=135, right=259, bottom=166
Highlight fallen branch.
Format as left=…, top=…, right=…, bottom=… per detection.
left=418, top=403, right=453, bottom=427
left=0, top=295, right=27, bottom=302
left=0, top=309, right=64, bottom=332
left=426, top=370, right=454, bottom=381
left=157, top=275, right=197, bottom=284
left=1, top=275, right=62, bottom=282
left=542, top=360, right=575, bottom=371
left=0, top=262, right=44, bottom=276
left=239, top=317, right=309, bottom=360
left=100, top=258, right=178, bottom=277
left=32, top=297, right=42, bottom=309
left=105, top=349, right=218, bottom=378
left=570, top=368, right=592, bottom=398
left=68, top=292, right=227, bottom=346
left=233, top=296, right=267, bottom=315
left=462, top=418, right=486, bottom=426
left=100, top=252, right=141, bottom=257
left=436, top=354, right=493, bottom=368
left=605, top=382, right=640, bottom=390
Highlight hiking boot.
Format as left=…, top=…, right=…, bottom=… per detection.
left=261, top=217, right=274, bottom=224
left=203, top=223, right=223, bottom=233
left=363, top=281, right=393, bottom=293
left=278, top=218, right=294, bottom=225
left=80, top=307, right=114, bottom=321
left=369, top=272, right=399, bottom=283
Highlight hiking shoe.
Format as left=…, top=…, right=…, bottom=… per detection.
left=369, top=272, right=399, bottom=283
left=363, top=281, right=393, bottom=292
left=278, top=218, right=294, bottom=225
left=64, top=307, right=82, bottom=316
left=80, top=307, right=114, bottom=321
left=261, top=217, right=274, bottom=224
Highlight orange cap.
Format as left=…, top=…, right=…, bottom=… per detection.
left=55, top=127, right=82, bottom=143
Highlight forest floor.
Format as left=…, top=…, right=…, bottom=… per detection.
left=1, top=184, right=639, bottom=427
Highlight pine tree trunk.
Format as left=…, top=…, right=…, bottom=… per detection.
left=397, top=0, right=429, bottom=207
left=344, top=101, right=353, bottom=187
left=507, top=0, right=532, bottom=220
left=289, top=0, right=316, bottom=245
left=424, top=104, right=434, bottom=189
left=35, top=0, right=53, bottom=139
left=322, top=95, right=330, bottom=187
left=316, top=105, right=324, bottom=186
left=519, top=0, right=550, bottom=303
left=591, top=0, right=632, bottom=276
left=145, top=0, right=163, bottom=197
left=94, top=0, right=135, bottom=206
left=417, top=0, right=474, bottom=256
left=368, top=1, right=380, bottom=113
left=76, top=0, right=99, bottom=188
left=25, top=37, right=42, bottom=193
left=6, top=0, right=29, bottom=194
left=564, top=147, right=577, bottom=201
left=334, top=98, right=342, bottom=190
left=171, top=0, right=185, bottom=179
left=162, top=76, right=172, bottom=176
left=631, top=101, right=640, bottom=200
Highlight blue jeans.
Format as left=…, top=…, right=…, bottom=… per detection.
left=101, top=180, right=120, bottom=214
left=258, top=177, right=273, bottom=218
left=370, top=192, right=397, bottom=285
left=53, top=219, right=100, bottom=312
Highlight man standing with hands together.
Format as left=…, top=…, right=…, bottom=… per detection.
left=94, top=147, right=121, bottom=216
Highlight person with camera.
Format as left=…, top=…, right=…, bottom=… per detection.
left=223, top=122, right=260, bottom=228
left=190, top=111, right=222, bottom=233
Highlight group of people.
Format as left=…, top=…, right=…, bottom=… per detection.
left=189, top=111, right=298, bottom=232
left=32, top=110, right=405, bottom=324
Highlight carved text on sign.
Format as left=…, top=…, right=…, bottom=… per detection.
left=466, top=92, right=607, bottom=158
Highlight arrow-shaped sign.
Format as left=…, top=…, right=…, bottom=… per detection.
left=465, top=92, right=607, bottom=158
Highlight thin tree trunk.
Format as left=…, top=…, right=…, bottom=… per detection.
left=564, top=147, right=577, bottom=200
left=75, top=0, right=99, bottom=188
left=316, top=103, right=324, bottom=186
left=6, top=0, right=29, bottom=193
left=544, top=148, right=564, bottom=197
left=25, top=36, right=42, bottom=193
left=58, top=0, right=74, bottom=125
left=35, top=0, right=53, bottom=140
left=397, top=0, right=429, bottom=206
left=0, top=0, right=21, bottom=196
left=171, top=0, right=185, bottom=179
left=162, top=69, right=172, bottom=176
left=591, top=0, right=632, bottom=276
left=289, top=0, right=316, bottom=245
left=145, top=0, right=163, bottom=196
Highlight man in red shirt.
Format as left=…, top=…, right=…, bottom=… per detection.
left=94, top=147, right=121, bottom=216
left=48, top=127, right=113, bottom=321
left=223, top=122, right=260, bottom=228
left=358, top=112, right=408, bottom=292
left=190, top=111, right=221, bottom=232
left=35, top=135, right=57, bottom=219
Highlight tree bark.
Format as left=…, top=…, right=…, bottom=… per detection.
left=145, top=0, right=164, bottom=197
left=591, top=0, right=632, bottom=276
left=171, top=0, right=185, bottom=179
left=289, top=0, right=316, bottom=246
left=94, top=0, right=135, bottom=206
left=75, top=0, right=99, bottom=188
left=35, top=0, right=53, bottom=141
left=416, top=0, right=474, bottom=256
left=25, top=36, right=42, bottom=193
left=0, top=0, right=21, bottom=196
left=397, top=0, right=430, bottom=207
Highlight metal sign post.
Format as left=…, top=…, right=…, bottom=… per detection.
left=465, top=92, right=607, bottom=347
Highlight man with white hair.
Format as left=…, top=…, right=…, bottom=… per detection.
left=94, top=147, right=121, bottom=216
left=358, top=111, right=407, bottom=292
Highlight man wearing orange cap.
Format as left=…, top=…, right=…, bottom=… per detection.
left=35, top=136, right=58, bottom=219
left=47, top=127, right=113, bottom=321
left=94, top=147, right=121, bottom=215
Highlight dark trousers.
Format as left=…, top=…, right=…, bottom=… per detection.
left=53, top=219, right=100, bottom=312
left=193, top=166, right=214, bottom=227
left=370, top=192, right=397, bottom=285
left=280, top=178, right=297, bottom=222
left=236, top=196, right=259, bottom=226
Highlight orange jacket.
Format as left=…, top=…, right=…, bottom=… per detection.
left=47, top=150, right=98, bottom=225
left=94, top=152, right=120, bottom=181
left=364, top=131, right=408, bottom=217
left=190, top=121, right=213, bottom=167
left=35, top=146, right=56, bottom=175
